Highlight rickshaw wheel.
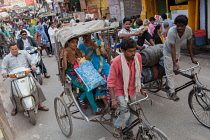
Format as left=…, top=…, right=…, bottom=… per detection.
left=54, top=97, right=73, bottom=137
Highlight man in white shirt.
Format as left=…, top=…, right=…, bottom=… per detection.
left=102, top=16, right=109, bottom=26
left=163, top=15, right=197, bottom=101
left=118, top=18, right=154, bottom=50
left=15, top=25, right=31, bottom=40
left=48, top=22, right=58, bottom=60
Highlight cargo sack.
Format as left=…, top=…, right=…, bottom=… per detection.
left=74, top=61, right=106, bottom=92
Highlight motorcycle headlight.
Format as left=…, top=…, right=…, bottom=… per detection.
left=15, top=71, right=26, bottom=78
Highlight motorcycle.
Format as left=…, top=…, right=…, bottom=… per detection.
left=26, top=47, right=43, bottom=85
left=9, top=67, right=39, bottom=125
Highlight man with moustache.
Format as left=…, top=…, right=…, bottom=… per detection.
left=107, top=37, right=147, bottom=138
left=163, top=15, right=197, bottom=101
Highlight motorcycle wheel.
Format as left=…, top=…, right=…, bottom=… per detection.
left=28, top=110, right=36, bottom=125
left=37, top=74, right=43, bottom=85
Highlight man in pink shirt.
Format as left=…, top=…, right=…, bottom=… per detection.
left=149, top=17, right=156, bottom=35
left=107, top=37, right=147, bottom=138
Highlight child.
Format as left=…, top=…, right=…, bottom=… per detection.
left=107, top=37, right=147, bottom=138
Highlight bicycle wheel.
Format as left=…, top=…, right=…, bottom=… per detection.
left=136, top=124, right=170, bottom=140
left=54, top=97, right=73, bottom=137
left=188, top=87, right=210, bottom=128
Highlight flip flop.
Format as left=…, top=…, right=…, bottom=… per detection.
left=112, top=128, right=121, bottom=138
left=38, top=106, right=49, bottom=111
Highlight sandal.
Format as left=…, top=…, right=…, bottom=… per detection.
left=126, top=131, right=135, bottom=139
left=38, top=106, right=49, bottom=111
left=78, top=99, right=87, bottom=109
left=171, top=94, right=180, bottom=101
left=113, top=127, right=120, bottom=138
left=94, top=108, right=104, bottom=115
left=167, top=92, right=180, bottom=101
left=11, top=108, right=17, bottom=116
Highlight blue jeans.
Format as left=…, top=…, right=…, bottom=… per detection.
left=114, top=96, right=136, bottom=130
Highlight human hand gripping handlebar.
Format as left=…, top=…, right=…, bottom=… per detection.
left=119, top=94, right=149, bottom=108
left=178, top=62, right=200, bottom=79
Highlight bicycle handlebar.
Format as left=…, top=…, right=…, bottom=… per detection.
left=128, top=94, right=149, bottom=106
left=179, top=62, right=200, bottom=73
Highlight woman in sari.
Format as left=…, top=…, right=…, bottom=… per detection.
left=78, top=34, right=110, bottom=109
left=63, top=38, right=104, bottom=115
left=35, top=25, right=50, bottom=57
left=153, top=24, right=165, bottom=45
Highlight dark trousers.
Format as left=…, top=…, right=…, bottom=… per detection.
left=39, top=61, right=47, bottom=74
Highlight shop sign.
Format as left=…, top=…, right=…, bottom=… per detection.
left=87, top=5, right=98, bottom=17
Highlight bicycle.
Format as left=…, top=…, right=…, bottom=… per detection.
left=143, top=62, right=210, bottom=129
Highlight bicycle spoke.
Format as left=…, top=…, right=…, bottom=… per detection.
left=189, top=88, right=210, bottom=128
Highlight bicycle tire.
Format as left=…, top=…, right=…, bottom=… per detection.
left=188, top=87, right=210, bottom=128
left=136, top=124, right=170, bottom=140
left=54, top=97, right=73, bottom=137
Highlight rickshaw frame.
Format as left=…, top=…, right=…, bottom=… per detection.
left=53, top=20, right=170, bottom=140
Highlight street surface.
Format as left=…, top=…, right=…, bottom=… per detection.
left=0, top=54, right=210, bottom=140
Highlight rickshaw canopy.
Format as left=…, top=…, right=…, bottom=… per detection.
left=38, top=12, right=56, bottom=18
left=55, top=20, right=116, bottom=47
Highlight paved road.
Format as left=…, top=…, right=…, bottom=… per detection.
left=0, top=54, right=210, bottom=140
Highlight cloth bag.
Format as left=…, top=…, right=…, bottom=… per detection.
left=74, top=61, right=106, bottom=92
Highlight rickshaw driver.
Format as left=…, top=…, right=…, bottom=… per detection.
left=163, top=15, right=197, bottom=101
left=107, top=38, right=147, bottom=138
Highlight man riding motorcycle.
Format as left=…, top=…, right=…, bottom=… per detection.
left=17, top=30, right=50, bottom=78
left=1, top=42, right=49, bottom=116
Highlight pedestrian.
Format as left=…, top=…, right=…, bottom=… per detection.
left=0, top=26, right=11, bottom=39
left=42, top=18, right=52, bottom=55
left=107, top=37, right=147, bottom=138
left=1, top=42, right=49, bottom=116
left=149, top=17, right=156, bottom=35
left=48, top=22, right=58, bottom=60
left=27, top=22, right=36, bottom=37
left=35, top=25, right=50, bottom=57
left=102, top=15, right=109, bottom=26
left=143, top=19, right=152, bottom=35
left=130, top=15, right=137, bottom=29
left=161, top=13, right=173, bottom=35
left=0, top=32, right=9, bottom=57
left=153, top=24, right=165, bottom=44
left=163, top=21, right=169, bottom=38
left=163, top=15, right=197, bottom=101
left=3, top=21, right=12, bottom=32
left=15, top=25, right=31, bottom=40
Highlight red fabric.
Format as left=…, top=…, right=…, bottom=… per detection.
left=152, top=66, right=158, bottom=80
left=107, top=53, right=142, bottom=99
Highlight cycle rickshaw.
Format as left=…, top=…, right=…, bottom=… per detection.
left=53, top=20, right=169, bottom=140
